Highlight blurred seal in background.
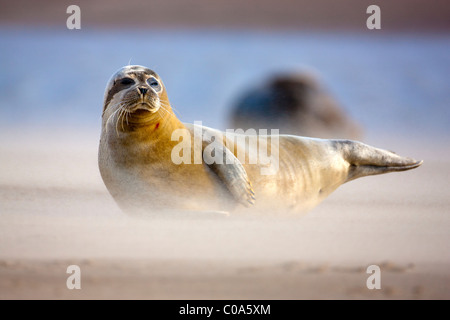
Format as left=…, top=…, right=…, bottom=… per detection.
left=229, top=72, right=362, bottom=139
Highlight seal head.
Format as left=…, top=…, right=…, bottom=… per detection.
left=104, top=65, right=164, bottom=113
left=102, top=65, right=175, bottom=134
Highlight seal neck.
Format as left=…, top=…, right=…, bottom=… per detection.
left=121, top=105, right=185, bottom=140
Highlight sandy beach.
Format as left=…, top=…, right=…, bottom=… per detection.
left=0, top=128, right=448, bottom=299
left=0, top=0, right=449, bottom=301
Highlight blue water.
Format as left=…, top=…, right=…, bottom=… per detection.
left=0, top=28, right=449, bottom=139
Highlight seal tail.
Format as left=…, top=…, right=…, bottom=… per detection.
left=334, top=140, right=423, bottom=182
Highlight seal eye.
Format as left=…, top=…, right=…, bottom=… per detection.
left=120, top=78, right=135, bottom=86
left=148, top=78, right=161, bottom=92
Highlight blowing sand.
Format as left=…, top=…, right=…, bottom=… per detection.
left=0, top=127, right=449, bottom=299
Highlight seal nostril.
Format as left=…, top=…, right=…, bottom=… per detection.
left=139, top=87, right=148, bottom=95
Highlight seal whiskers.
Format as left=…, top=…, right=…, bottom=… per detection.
left=105, top=104, right=123, bottom=136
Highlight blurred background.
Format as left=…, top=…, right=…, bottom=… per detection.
left=1, top=0, right=450, bottom=299
left=0, top=0, right=449, bottom=141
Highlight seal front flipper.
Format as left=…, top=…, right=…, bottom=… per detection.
left=202, top=138, right=255, bottom=207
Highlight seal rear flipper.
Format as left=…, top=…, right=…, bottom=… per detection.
left=203, top=143, right=256, bottom=207
left=347, top=160, right=423, bottom=182
left=333, top=140, right=423, bottom=182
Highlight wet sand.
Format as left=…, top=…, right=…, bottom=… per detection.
left=0, top=128, right=448, bottom=299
